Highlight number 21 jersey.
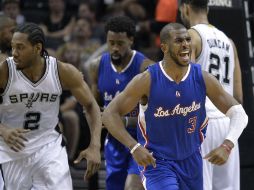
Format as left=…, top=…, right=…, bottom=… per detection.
left=192, top=24, right=235, bottom=118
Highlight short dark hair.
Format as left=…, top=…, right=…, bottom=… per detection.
left=105, top=16, right=136, bottom=38
left=181, top=0, right=208, bottom=9
left=14, top=23, right=48, bottom=57
left=160, top=23, right=186, bottom=43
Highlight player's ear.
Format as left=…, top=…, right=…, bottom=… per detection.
left=182, top=3, right=190, bottom=16
left=160, top=43, right=168, bottom=53
left=129, top=36, right=134, bottom=46
left=35, top=43, right=42, bottom=55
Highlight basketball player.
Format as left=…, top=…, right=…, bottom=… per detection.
left=89, top=16, right=153, bottom=190
left=180, top=0, right=242, bottom=189
left=0, top=23, right=102, bottom=190
left=102, top=23, right=248, bottom=190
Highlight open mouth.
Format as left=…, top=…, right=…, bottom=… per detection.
left=179, top=50, right=190, bottom=61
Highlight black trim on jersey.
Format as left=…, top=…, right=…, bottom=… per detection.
left=1, top=59, right=12, bottom=97
left=0, top=164, right=6, bottom=190
left=54, top=58, right=62, bottom=94
left=54, top=125, right=66, bottom=147
left=18, top=57, right=49, bottom=87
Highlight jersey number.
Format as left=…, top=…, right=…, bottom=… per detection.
left=187, top=116, right=197, bottom=133
left=23, top=112, right=41, bottom=130
left=208, top=53, right=230, bottom=84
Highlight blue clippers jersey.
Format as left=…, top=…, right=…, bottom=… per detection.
left=98, top=50, right=145, bottom=117
left=138, top=62, right=208, bottom=160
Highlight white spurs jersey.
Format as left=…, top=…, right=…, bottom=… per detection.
left=0, top=56, right=62, bottom=163
left=191, top=24, right=235, bottom=118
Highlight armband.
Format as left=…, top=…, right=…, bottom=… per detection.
left=225, top=104, right=248, bottom=145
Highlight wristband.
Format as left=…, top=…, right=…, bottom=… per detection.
left=221, top=144, right=232, bottom=154
left=130, top=143, right=141, bottom=154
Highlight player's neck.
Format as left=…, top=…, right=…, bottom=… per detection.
left=190, top=15, right=209, bottom=27
left=162, top=60, right=189, bottom=83
left=22, top=57, right=46, bottom=82
left=114, top=50, right=133, bottom=72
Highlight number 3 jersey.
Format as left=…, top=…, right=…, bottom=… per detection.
left=0, top=56, right=62, bottom=163
left=138, top=62, right=208, bottom=160
left=191, top=24, right=235, bottom=118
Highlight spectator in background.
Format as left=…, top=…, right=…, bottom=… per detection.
left=1, top=0, right=25, bottom=25
left=71, top=18, right=101, bottom=61
left=138, top=0, right=178, bottom=60
left=70, top=18, right=101, bottom=77
left=40, top=0, right=75, bottom=49
left=77, top=1, right=105, bottom=43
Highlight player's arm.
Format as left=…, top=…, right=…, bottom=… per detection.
left=102, top=71, right=156, bottom=168
left=230, top=39, right=243, bottom=103
left=0, top=61, right=8, bottom=90
left=203, top=71, right=248, bottom=165
left=88, top=56, right=102, bottom=106
left=188, top=28, right=202, bottom=62
left=122, top=58, right=154, bottom=128
left=58, top=61, right=102, bottom=179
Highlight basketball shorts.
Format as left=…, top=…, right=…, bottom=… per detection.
left=1, top=136, right=72, bottom=190
left=104, top=134, right=140, bottom=190
left=141, top=150, right=203, bottom=190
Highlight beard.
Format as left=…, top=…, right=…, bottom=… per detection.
left=111, top=54, right=122, bottom=66
left=170, top=51, right=189, bottom=67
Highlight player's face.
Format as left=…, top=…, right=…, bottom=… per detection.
left=179, top=4, right=190, bottom=29
left=11, top=32, right=38, bottom=70
left=168, top=28, right=191, bottom=67
left=106, top=31, right=133, bottom=66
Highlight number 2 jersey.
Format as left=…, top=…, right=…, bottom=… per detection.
left=0, top=56, right=62, bottom=163
left=191, top=24, right=235, bottom=118
left=138, top=62, right=208, bottom=160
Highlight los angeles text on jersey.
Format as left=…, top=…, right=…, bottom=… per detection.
left=154, top=101, right=201, bottom=117
left=9, top=92, right=59, bottom=104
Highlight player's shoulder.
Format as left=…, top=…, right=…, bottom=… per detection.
left=57, top=60, right=79, bottom=76
left=0, top=60, right=9, bottom=90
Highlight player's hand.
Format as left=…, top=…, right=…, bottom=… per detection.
left=204, top=146, right=230, bottom=165
left=132, top=145, right=156, bottom=168
left=74, top=146, right=101, bottom=180
left=0, top=126, right=30, bottom=152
